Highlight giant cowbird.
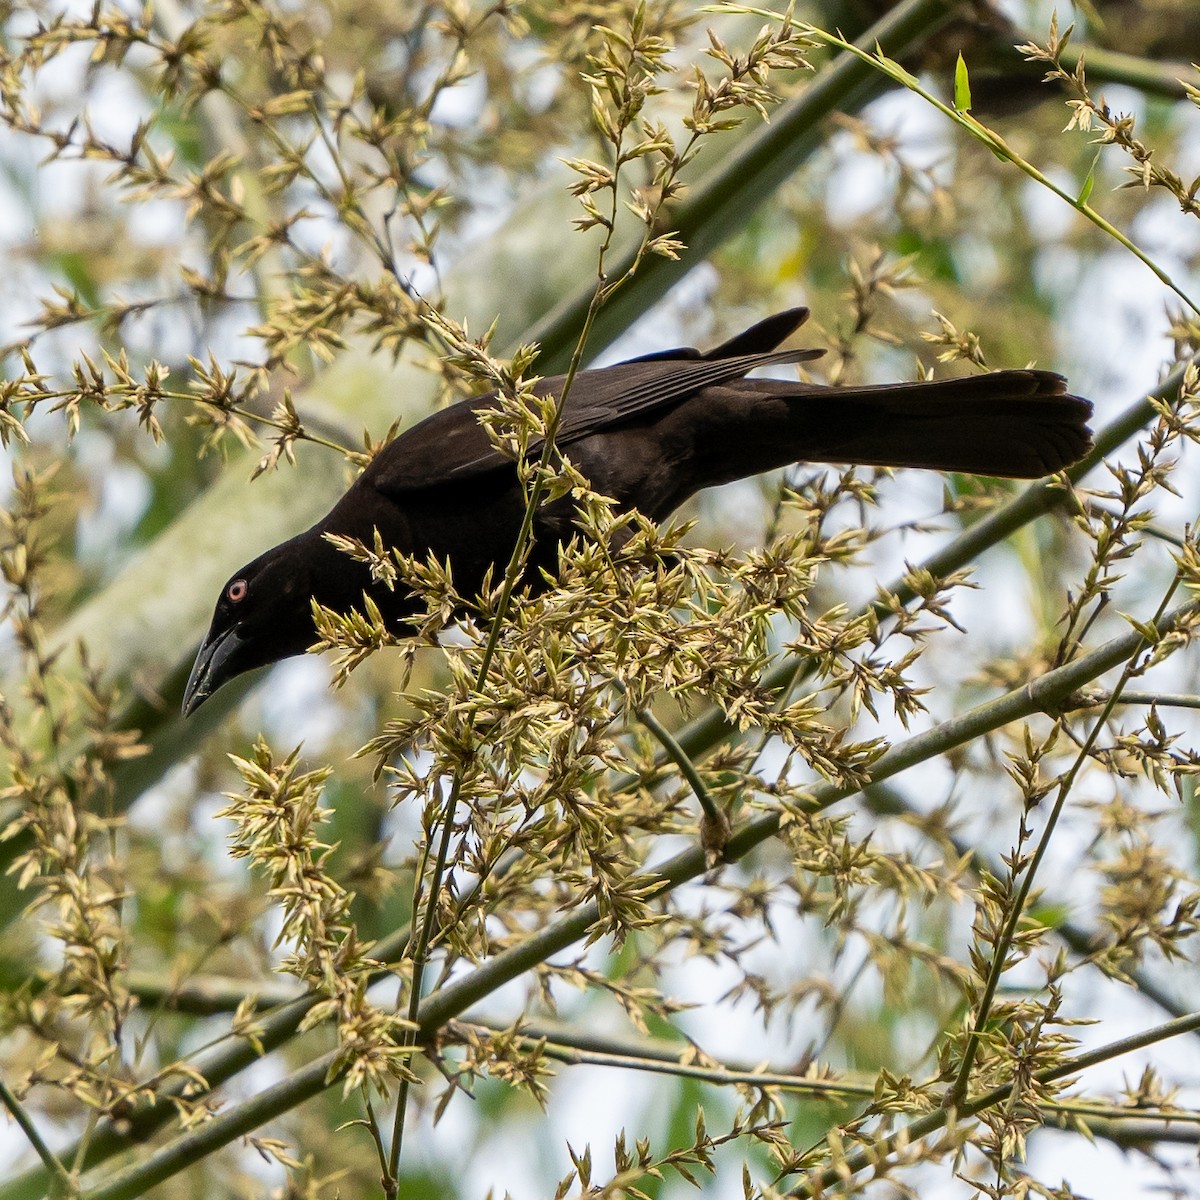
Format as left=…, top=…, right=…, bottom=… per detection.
left=183, top=308, right=1092, bottom=715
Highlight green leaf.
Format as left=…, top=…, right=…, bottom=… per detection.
left=1078, top=151, right=1101, bottom=205
left=953, top=53, right=972, bottom=113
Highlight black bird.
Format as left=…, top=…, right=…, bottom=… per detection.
left=183, top=308, right=1092, bottom=715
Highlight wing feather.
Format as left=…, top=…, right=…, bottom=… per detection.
left=368, top=336, right=822, bottom=495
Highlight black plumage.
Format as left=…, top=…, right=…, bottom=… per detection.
left=183, top=308, right=1092, bottom=715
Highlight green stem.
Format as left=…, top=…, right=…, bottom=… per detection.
left=1092, top=690, right=1200, bottom=710
left=637, top=705, right=724, bottom=830
left=2, top=847, right=536, bottom=1200
left=787, top=1007, right=1200, bottom=1198
left=950, top=567, right=1186, bottom=1105
left=0, top=1075, right=74, bottom=1196
left=651, top=355, right=1193, bottom=775
left=860, top=781, right=1193, bottom=1026
left=76, top=594, right=1200, bottom=1198
left=783, top=22, right=1200, bottom=316
left=480, top=1015, right=1200, bottom=1140
left=526, top=0, right=960, bottom=372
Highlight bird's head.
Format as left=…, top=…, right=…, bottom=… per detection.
left=182, top=533, right=323, bottom=717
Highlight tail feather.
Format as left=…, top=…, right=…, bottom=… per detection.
left=732, top=369, right=1093, bottom=480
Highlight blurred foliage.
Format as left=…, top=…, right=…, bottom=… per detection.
left=1, top=0, right=1200, bottom=1198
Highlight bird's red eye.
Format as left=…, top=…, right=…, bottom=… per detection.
left=227, top=579, right=248, bottom=603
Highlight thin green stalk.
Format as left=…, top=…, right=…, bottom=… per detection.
left=464, top=1012, right=870, bottom=1090
left=782, top=22, right=1200, bottom=315
left=76, top=593, right=1200, bottom=1200
left=526, top=0, right=960, bottom=372
left=636, top=705, right=725, bottom=834
left=861, top=782, right=1193, bottom=1026
left=1094, top=690, right=1200, bottom=709
left=1052, top=1116, right=1200, bottom=1147
left=16, top=385, right=356, bottom=459
left=519, top=1035, right=874, bottom=1099
left=1047, top=1103, right=1200, bottom=1130
left=0, top=1076, right=74, bottom=1197
left=950, top=567, right=1186, bottom=1105
left=787, top=1007, right=1200, bottom=1198
left=497, top=1016, right=1200, bottom=1133
left=362, top=1091, right=393, bottom=1191
left=389, top=776, right=458, bottom=1173
left=655, top=356, right=1194, bottom=772
left=385, top=157, right=629, bottom=1181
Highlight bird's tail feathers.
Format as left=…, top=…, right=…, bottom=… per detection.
left=716, top=369, right=1093, bottom=480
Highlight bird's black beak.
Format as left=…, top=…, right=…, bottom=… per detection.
left=182, top=625, right=247, bottom=717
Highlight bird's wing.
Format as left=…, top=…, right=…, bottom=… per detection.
left=369, top=332, right=823, bottom=495
left=543, top=346, right=827, bottom=446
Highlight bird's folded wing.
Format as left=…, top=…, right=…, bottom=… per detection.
left=368, top=344, right=823, bottom=495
